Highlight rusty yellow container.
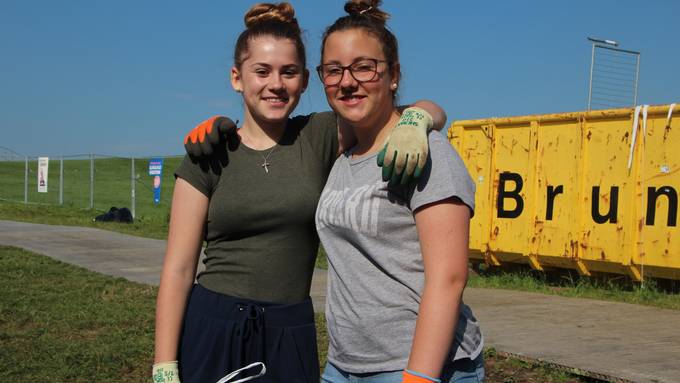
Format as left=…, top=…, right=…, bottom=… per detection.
left=448, top=103, right=680, bottom=280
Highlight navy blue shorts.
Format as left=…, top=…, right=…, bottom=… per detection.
left=178, top=284, right=320, bottom=383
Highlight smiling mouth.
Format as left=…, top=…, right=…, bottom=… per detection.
left=263, top=97, right=289, bottom=104
left=339, top=94, right=366, bottom=103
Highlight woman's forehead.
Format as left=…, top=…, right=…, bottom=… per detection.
left=323, top=29, right=383, bottom=61
left=243, top=36, right=301, bottom=64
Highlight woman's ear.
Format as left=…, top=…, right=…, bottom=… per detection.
left=231, top=66, right=243, bottom=93
left=302, top=68, right=310, bottom=93
left=390, top=62, right=401, bottom=91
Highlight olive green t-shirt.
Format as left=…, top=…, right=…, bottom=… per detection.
left=175, top=112, right=338, bottom=304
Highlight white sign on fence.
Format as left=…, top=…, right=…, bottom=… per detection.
left=38, top=157, right=49, bottom=193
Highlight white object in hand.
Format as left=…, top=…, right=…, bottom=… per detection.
left=216, top=362, right=266, bottom=383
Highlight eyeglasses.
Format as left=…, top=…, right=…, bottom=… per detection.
left=316, top=58, right=388, bottom=86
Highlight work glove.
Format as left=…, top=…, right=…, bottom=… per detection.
left=377, top=107, right=434, bottom=186
left=183, top=116, right=238, bottom=157
left=401, top=369, right=441, bottom=383
left=152, top=361, right=181, bottom=383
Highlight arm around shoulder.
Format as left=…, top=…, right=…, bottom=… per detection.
left=411, top=100, right=447, bottom=131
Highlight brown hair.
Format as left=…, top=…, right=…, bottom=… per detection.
left=234, top=2, right=305, bottom=69
left=321, top=0, right=399, bottom=82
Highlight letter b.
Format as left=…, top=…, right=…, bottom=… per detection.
left=497, top=172, right=524, bottom=219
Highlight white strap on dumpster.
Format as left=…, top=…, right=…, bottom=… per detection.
left=627, top=105, right=642, bottom=170
left=642, top=104, right=649, bottom=138
left=216, top=362, right=266, bottom=383
left=627, top=104, right=650, bottom=170
left=667, top=103, right=676, bottom=127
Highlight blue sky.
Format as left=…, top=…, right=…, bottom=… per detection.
left=1, top=0, right=678, bottom=157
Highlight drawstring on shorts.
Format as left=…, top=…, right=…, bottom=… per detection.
left=236, top=303, right=266, bottom=366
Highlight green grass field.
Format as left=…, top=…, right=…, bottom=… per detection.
left=0, top=246, right=157, bottom=382
left=0, top=156, right=183, bottom=220
left=0, top=156, right=183, bottom=241
left=0, top=246, right=589, bottom=383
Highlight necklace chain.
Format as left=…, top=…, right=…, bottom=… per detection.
left=238, top=129, right=280, bottom=174
left=260, top=146, right=277, bottom=173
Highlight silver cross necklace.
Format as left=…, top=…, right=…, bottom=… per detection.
left=240, top=128, right=280, bottom=174
left=260, top=146, right=277, bottom=173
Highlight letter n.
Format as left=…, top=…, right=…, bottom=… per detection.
left=646, top=186, right=678, bottom=227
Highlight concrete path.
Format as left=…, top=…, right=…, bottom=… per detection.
left=1, top=220, right=679, bottom=383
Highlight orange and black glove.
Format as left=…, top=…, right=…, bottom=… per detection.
left=183, top=116, right=237, bottom=157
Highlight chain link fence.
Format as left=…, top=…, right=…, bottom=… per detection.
left=0, top=153, right=184, bottom=220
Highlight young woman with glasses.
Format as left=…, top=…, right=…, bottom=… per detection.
left=153, top=2, right=446, bottom=382
left=315, top=1, right=485, bottom=382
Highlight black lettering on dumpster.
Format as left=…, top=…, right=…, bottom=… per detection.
left=591, top=186, right=619, bottom=224
left=646, top=186, right=678, bottom=227
left=546, top=185, right=564, bottom=220
left=497, top=172, right=524, bottom=218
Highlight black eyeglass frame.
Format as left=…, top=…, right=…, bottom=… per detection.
left=316, top=58, right=389, bottom=86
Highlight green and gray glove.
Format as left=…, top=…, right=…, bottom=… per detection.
left=152, top=361, right=181, bottom=383
left=377, top=106, right=434, bottom=186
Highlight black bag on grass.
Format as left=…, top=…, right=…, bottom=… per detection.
left=94, top=207, right=133, bottom=223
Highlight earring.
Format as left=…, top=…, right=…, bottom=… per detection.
left=391, top=83, right=398, bottom=90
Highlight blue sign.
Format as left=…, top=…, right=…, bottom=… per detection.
left=148, top=158, right=164, bottom=176
left=148, top=158, right=164, bottom=205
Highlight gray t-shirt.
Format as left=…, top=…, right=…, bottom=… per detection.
left=315, top=132, right=483, bottom=373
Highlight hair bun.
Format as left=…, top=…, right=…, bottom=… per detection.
left=244, top=2, right=300, bottom=34
left=344, top=0, right=389, bottom=24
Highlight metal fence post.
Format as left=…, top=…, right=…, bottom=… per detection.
left=90, top=154, right=94, bottom=209
left=59, top=156, right=64, bottom=205
left=587, top=42, right=595, bottom=111
left=633, top=54, right=641, bottom=107
left=131, top=157, right=136, bottom=219
left=24, top=156, right=28, bottom=204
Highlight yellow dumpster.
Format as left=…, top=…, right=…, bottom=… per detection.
left=448, top=103, right=680, bottom=281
